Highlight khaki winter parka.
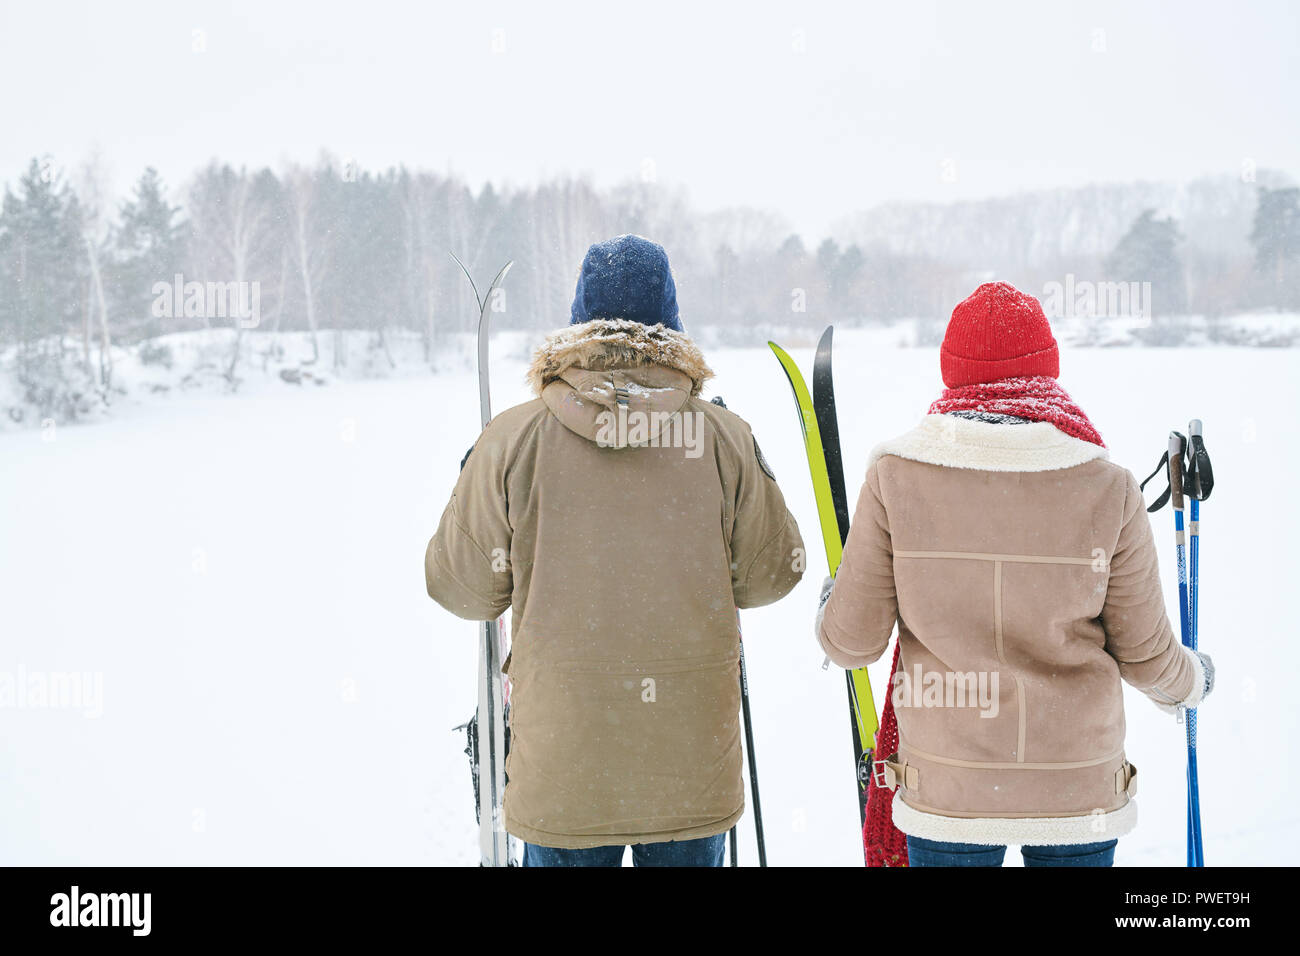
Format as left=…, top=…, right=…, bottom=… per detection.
left=427, top=319, right=804, bottom=848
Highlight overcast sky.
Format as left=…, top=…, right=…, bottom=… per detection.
left=3, top=0, right=1297, bottom=240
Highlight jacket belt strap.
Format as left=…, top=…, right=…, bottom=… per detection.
left=873, top=754, right=919, bottom=792
left=875, top=756, right=1133, bottom=797
left=1114, top=761, right=1138, bottom=797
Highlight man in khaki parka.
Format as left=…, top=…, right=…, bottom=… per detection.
left=427, top=235, right=804, bottom=867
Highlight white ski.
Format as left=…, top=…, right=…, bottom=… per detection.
left=452, top=253, right=516, bottom=867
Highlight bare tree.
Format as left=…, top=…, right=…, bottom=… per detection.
left=74, top=153, right=115, bottom=393
left=283, top=163, right=329, bottom=363
left=187, top=164, right=279, bottom=383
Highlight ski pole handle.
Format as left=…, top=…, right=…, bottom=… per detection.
left=1168, top=431, right=1185, bottom=511
left=1187, top=420, right=1213, bottom=502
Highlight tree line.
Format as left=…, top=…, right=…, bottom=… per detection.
left=2, top=154, right=1297, bottom=419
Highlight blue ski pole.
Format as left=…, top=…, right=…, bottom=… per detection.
left=1184, top=420, right=1213, bottom=867
left=1186, top=497, right=1202, bottom=867
left=1166, top=432, right=1202, bottom=867
left=1141, top=426, right=1213, bottom=867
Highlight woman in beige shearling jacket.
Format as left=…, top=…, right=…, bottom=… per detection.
left=817, top=281, right=1213, bottom=867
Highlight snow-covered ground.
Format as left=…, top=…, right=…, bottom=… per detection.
left=1, top=330, right=1296, bottom=865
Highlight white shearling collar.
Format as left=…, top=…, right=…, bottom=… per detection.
left=868, top=414, right=1109, bottom=473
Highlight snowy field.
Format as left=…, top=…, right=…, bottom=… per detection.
left=1, top=330, right=1297, bottom=866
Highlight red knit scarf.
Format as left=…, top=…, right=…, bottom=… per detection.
left=927, top=376, right=1105, bottom=447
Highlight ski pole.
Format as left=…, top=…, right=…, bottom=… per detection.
left=1140, top=424, right=1212, bottom=868
left=1185, top=419, right=1212, bottom=867
left=1186, top=493, right=1203, bottom=868
left=710, top=403, right=766, bottom=869
left=1167, top=430, right=1203, bottom=868
left=738, top=641, right=767, bottom=867
left=1168, top=432, right=1191, bottom=673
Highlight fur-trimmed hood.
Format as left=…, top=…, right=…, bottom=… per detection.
left=527, top=319, right=713, bottom=398
left=527, top=320, right=714, bottom=446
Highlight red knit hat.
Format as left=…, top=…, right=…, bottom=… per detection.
left=940, top=281, right=1059, bottom=387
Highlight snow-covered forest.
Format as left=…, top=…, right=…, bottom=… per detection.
left=2, top=156, right=1298, bottom=428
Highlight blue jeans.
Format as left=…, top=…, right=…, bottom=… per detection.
left=906, top=835, right=1118, bottom=867
left=523, top=833, right=727, bottom=867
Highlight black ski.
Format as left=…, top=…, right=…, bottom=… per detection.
left=770, top=329, right=880, bottom=850
left=813, top=327, right=851, bottom=543
left=811, top=326, right=874, bottom=831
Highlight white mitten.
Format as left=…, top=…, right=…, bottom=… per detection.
left=813, top=575, right=834, bottom=642
left=1153, top=649, right=1214, bottom=716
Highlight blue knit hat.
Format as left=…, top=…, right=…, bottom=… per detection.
left=570, top=235, right=681, bottom=331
